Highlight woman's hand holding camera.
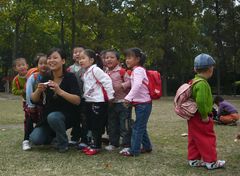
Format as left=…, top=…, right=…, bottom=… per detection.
left=48, top=80, right=64, bottom=96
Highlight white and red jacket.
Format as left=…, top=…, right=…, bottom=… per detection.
left=82, top=64, right=114, bottom=102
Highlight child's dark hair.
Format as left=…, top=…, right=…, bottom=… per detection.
left=100, top=50, right=107, bottom=58
left=47, top=48, right=67, bottom=75
left=33, top=53, right=46, bottom=67
left=73, top=45, right=85, bottom=50
left=124, top=47, right=146, bottom=66
left=214, top=96, right=224, bottom=105
left=83, top=49, right=103, bottom=69
left=105, top=49, right=120, bottom=60
left=195, top=67, right=211, bottom=73
left=12, top=57, right=27, bottom=68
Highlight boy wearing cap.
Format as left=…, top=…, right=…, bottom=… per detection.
left=188, top=53, right=225, bottom=170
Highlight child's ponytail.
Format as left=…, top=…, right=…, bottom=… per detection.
left=83, top=49, right=104, bottom=69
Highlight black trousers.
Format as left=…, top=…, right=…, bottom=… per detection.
left=85, top=102, right=108, bottom=148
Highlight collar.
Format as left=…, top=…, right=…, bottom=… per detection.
left=85, top=64, right=97, bottom=73
left=107, top=65, right=121, bottom=72
left=195, top=74, right=207, bottom=80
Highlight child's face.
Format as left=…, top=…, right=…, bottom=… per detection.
left=15, top=59, right=28, bottom=76
left=73, top=47, right=84, bottom=63
left=105, top=52, right=119, bottom=70
left=125, top=55, right=140, bottom=69
left=79, top=52, right=94, bottom=69
left=38, top=56, right=48, bottom=74
left=206, top=66, right=214, bottom=79
left=47, top=51, right=65, bottom=71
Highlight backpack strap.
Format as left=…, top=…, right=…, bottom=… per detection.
left=190, top=78, right=205, bottom=86
left=33, top=72, right=40, bottom=81
left=91, top=67, right=109, bottom=101
left=119, top=68, right=126, bottom=81
left=14, top=76, right=21, bottom=90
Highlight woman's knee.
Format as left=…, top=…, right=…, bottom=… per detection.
left=47, top=112, right=65, bottom=125
left=29, top=128, right=45, bottom=145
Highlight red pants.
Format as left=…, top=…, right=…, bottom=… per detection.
left=220, top=113, right=239, bottom=124
left=187, top=113, right=217, bottom=162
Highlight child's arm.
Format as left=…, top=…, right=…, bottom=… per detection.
left=193, top=82, right=211, bottom=120
left=125, top=68, right=144, bottom=102
left=12, top=77, right=24, bottom=96
left=121, top=72, right=131, bottom=90
left=94, top=67, right=114, bottom=100
left=26, top=74, right=36, bottom=108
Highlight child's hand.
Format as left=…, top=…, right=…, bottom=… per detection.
left=123, top=99, right=130, bottom=108
left=202, top=117, right=209, bottom=123
left=28, top=107, right=36, bottom=113
left=36, top=83, right=47, bottom=93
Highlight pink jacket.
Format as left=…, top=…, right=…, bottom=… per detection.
left=125, top=66, right=151, bottom=103
left=106, top=65, right=131, bottom=103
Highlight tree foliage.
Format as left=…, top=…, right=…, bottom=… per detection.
left=0, top=0, right=240, bottom=94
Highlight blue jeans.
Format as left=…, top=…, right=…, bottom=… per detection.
left=130, top=102, right=152, bottom=155
left=108, top=103, right=132, bottom=147
left=30, top=112, right=68, bottom=149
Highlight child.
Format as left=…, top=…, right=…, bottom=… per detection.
left=11, top=58, right=29, bottom=149
left=105, top=49, right=132, bottom=151
left=120, top=48, right=152, bottom=157
left=24, top=54, right=48, bottom=150
left=67, top=45, right=85, bottom=73
left=67, top=46, right=87, bottom=146
left=79, top=49, right=114, bottom=155
left=213, top=96, right=239, bottom=125
left=188, top=53, right=225, bottom=170
left=12, top=58, right=28, bottom=98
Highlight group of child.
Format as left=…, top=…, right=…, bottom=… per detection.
left=11, top=47, right=239, bottom=169
left=12, top=46, right=153, bottom=157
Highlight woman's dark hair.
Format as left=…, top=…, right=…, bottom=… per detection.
left=47, top=48, right=67, bottom=76
left=214, top=96, right=224, bottom=104
left=83, top=49, right=103, bottom=69
left=33, top=53, right=46, bottom=67
left=124, top=47, right=146, bottom=66
left=105, top=49, right=120, bottom=60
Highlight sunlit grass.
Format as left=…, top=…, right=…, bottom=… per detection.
left=0, top=95, right=239, bottom=176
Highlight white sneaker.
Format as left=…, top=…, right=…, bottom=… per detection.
left=22, top=140, right=31, bottom=151
left=119, top=147, right=130, bottom=154
left=206, top=160, right=226, bottom=170
left=188, top=160, right=206, bottom=167
left=68, top=140, right=78, bottom=146
left=105, top=145, right=118, bottom=151
left=77, top=143, right=88, bottom=150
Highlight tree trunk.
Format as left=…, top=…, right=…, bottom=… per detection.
left=71, top=0, right=76, bottom=49
left=215, top=0, right=225, bottom=95
left=60, top=11, right=65, bottom=50
left=12, top=19, right=20, bottom=60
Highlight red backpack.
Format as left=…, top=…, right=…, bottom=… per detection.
left=144, top=70, right=162, bottom=100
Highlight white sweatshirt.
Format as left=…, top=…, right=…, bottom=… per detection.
left=82, top=64, right=114, bottom=102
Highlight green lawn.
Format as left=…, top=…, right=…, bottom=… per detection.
left=0, top=95, right=239, bottom=176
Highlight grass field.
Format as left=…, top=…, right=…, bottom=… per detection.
left=0, top=93, right=239, bottom=176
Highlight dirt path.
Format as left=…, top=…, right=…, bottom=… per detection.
left=0, top=124, right=22, bottom=129
left=0, top=92, right=21, bottom=100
